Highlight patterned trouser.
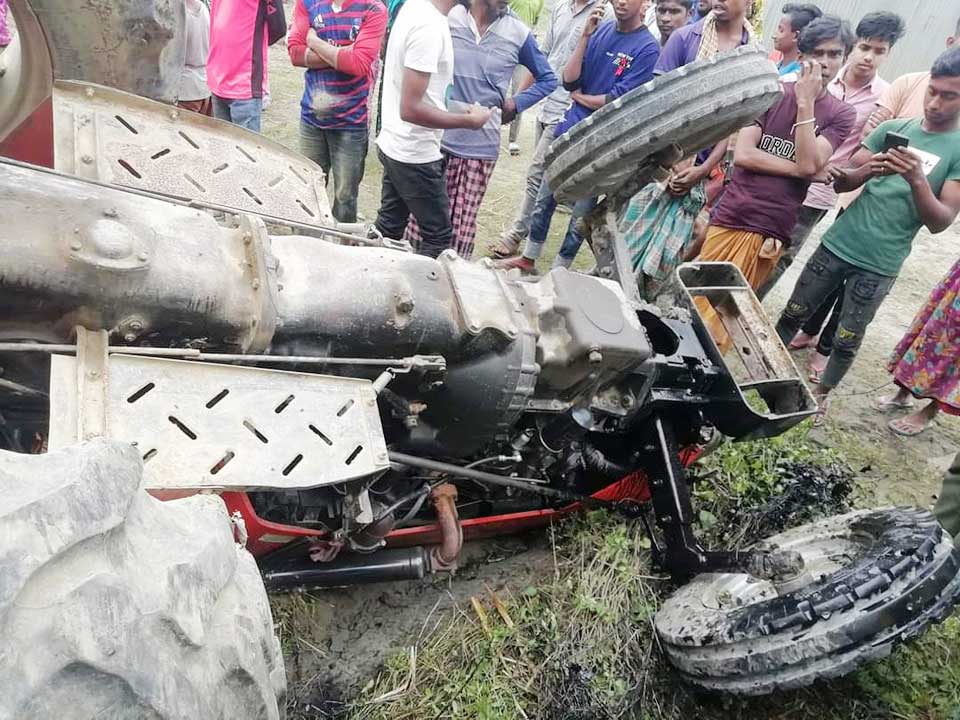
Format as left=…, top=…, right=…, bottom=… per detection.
left=404, top=154, right=497, bottom=260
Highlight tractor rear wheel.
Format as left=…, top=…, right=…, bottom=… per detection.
left=0, top=440, right=286, bottom=719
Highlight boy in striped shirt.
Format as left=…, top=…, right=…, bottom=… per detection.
left=289, top=0, right=388, bottom=222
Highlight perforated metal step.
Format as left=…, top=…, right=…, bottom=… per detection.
left=52, top=80, right=335, bottom=228
left=49, top=347, right=389, bottom=491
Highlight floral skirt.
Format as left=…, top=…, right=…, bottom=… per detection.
left=0, top=0, right=11, bottom=47
left=887, top=258, right=960, bottom=415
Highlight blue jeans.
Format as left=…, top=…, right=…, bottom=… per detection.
left=299, top=122, right=369, bottom=223
left=212, top=95, right=262, bottom=132
left=523, top=185, right=597, bottom=267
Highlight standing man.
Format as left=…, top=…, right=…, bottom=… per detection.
left=177, top=0, right=212, bottom=116
left=759, top=11, right=905, bottom=301
left=405, top=0, right=557, bottom=258
left=861, top=20, right=960, bottom=140
left=506, top=0, right=546, bottom=155
left=774, top=46, right=960, bottom=421
left=655, top=0, right=693, bottom=46
left=935, top=451, right=960, bottom=538
left=374, top=0, right=491, bottom=258
left=208, top=0, right=286, bottom=132
left=782, top=13, right=924, bottom=379
left=490, top=0, right=610, bottom=259
left=691, top=0, right=712, bottom=22
left=288, top=0, right=387, bottom=222
left=653, top=0, right=756, bottom=197
left=498, top=0, right=660, bottom=271
left=698, top=17, right=856, bottom=292
left=615, top=0, right=754, bottom=294
left=771, top=4, right=822, bottom=80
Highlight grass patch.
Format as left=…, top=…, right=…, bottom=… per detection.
left=342, top=426, right=960, bottom=720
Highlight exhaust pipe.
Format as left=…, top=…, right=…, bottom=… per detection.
left=261, top=546, right=429, bottom=591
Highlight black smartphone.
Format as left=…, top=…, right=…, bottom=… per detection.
left=883, top=131, right=910, bottom=152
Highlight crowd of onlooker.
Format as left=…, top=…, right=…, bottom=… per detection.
left=169, top=0, right=959, bottom=529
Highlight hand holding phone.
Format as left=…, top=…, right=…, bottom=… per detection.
left=882, top=131, right=910, bottom=153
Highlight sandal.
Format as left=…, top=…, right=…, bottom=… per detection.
left=812, top=394, right=830, bottom=427
left=789, top=332, right=819, bottom=350
left=808, top=367, right=823, bottom=384
left=489, top=236, right=521, bottom=259
left=888, top=416, right=935, bottom=437
left=873, top=394, right=915, bottom=412
left=494, top=255, right=537, bottom=274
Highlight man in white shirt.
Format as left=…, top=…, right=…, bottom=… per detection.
left=374, top=0, right=490, bottom=258
left=177, top=0, right=212, bottom=115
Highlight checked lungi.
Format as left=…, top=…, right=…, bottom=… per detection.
left=404, top=154, right=497, bottom=260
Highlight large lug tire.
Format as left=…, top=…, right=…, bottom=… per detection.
left=655, top=508, right=960, bottom=695
left=543, top=46, right=782, bottom=203
left=10, top=0, right=185, bottom=102
left=0, top=440, right=286, bottom=719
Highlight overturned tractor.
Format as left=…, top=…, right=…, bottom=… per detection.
left=0, top=0, right=958, bottom=716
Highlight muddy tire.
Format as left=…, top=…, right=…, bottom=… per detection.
left=543, top=46, right=781, bottom=203
left=0, top=440, right=286, bottom=719
left=15, top=0, right=185, bottom=102
left=655, top=508, right=960, bottom=695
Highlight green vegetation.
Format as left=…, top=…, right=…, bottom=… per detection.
left=342, top=426, right=959, bottom=720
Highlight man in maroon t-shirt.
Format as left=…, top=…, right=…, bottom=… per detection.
left=695, top=16, right=858, bottom=291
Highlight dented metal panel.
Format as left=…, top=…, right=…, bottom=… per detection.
left=53, top=81, right=336, bottom=227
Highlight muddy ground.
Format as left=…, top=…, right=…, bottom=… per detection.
left=260, top=35, right=960, bottom=715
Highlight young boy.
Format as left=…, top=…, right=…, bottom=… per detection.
left=771, top=3, right=823, bottom=80
left=287, top=0, right=388, bottom=223
left=699, top=16, right=857, bottom=291
left=759, top=11, right=905, bottom=301
left=491, top=0, right=611, bottom=260
left=497, top=0, right=660, bottom=271
left=775, top=46, right=960, bottom=420
left=655, top=0, right=692, bottom=47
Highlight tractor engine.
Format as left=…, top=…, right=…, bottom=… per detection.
left=0, top=159, right=762, bottom=541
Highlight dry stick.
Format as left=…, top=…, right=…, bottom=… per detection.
left=296, top=635, right=327, bottom=658
left=417, top=596, right=445, bottom=645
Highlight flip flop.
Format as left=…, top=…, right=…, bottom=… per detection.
left=872, top=395, right=915, bottom=412
left=789, top=333, right=819, bottom=350
left=888, top=416, right=935, bottom=437
left=808, top=366, right=824, bottom=384
left=812, top=394, right=830, bottom=428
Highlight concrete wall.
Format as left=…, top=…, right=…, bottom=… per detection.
left=761, top=0, right=958, bottom=80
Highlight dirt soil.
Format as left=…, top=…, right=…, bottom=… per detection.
left=260, top=33, right=960, bottom=713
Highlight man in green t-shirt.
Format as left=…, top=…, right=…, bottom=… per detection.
left=775, top=46, right=960, bottom=419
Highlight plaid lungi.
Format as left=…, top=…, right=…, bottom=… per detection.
left=404, top=154, right=497, bottom=260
